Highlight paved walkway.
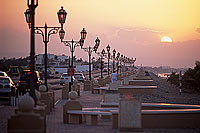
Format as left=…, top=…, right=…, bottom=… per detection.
left=46, top=90, right=116, bottom=133
left=1, top=75, right=200, bottom=133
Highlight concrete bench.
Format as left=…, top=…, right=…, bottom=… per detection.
left=83, top=107, right=118, bottom=119
left=100, top=102, right=119, bottom=108
left=133, top=76, right=152, bottom=80
left=128, top=80, right=154, bottom=86
left=92, top=87, right=109, bottom=94
left=118, top=85, right=157, bottom=96
left=111, top=109, right=200, bottom=129
left=83, top=107, right=118, bottom=111
left=67, top=110, right=111, bottom=125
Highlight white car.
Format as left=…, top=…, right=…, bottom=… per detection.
left=74, top=73, right=85, bottom=82
left=0, top=76, right=17, bottom=99
left=0, top=71, right=8, bottom=77
left=60, top=73, right=75, bottom=85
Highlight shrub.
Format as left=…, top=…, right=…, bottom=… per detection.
left=182, top=61, right=200, bottom=92
left=167, top=72, right=179, bottom=86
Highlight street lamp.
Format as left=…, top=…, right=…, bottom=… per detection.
left=120, top=54, right=123, bottom=73
left=24, top=0, right=38, bottom=103
left=59, top=28, right=87, bottom=91
left=106, top=44, right=111, bottom=75
left=112, top=49, right=116, bottom=73
left=100, top=49, right=106, bottom=78
left=57, top=6, right=67, bottom=27
left=132, top=58, right=136, bottom=67
left=123, top=55, right=126, bottom=70
left=116, top=52, right=120, bottom=74
left=25, top=6, right=67, bottom=92
left=95, top=49, right=105, bottom=78
left=81, top=37, right=100, bottom=80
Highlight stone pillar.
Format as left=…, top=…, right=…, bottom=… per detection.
left=103, top=90, right=119, bottom=103
left=72, top=84, right=77, bottom=92
left=122, top=77, right=129, bottom=85
left=8, top=96, right=45, bottom=133
left=39, top=85, right=52, bottom=114
left=47, top=84, right=55, bottom=108
left=35, top=90, right=46, bottom=120
left=34, top=90, right=46, bottom=132
left=109, top=80, right=120, bottom=90
left=117, top=74, right=120, bottom=80
left=62, top=83, right=69, bottom=100
left=83, top=80, right=92, bottom=91
left=63, top=91, right=82, bottom=124
left=105, top=76, right=111, bottom=84
left=97, top=78, right=105, bottom=87
left=119, top=96, right=141, bottom=131
left=92, top=80, right=101, bottom=93
left=48, top=91, right=54, bottom=109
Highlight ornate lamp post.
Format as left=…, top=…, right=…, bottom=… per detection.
left=112, top=49, right=116, bottom=72
left=25, top=6, right=67, bottom=91
left=24, top=0, right=39, bottom=102
left=100, top=49, right=105, bottom=78
left=59, top=28, right=87, bottom=91
left=95, top=49, right=105, bottom=78
left=132, top=58, right=136, bottom=67
left=106, top=44, right=111, bottom=75
left=81, top=37, right=100, bottom=80
left=120, top=54, right=123, bottom=74
left=124, top=55, right=126, bottom=70
left=116, top=52, right=120, bottom=74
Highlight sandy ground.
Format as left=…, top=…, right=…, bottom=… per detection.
left=141, top=73, right=200, bottom=105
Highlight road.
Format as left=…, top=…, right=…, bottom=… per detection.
left=0, top=70, right=110, bottom=106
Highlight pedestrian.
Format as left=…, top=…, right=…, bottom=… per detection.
left=111, top=71, right=117, bottom=83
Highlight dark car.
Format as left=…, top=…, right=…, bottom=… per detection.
left=17, top=70, right=42, bottom=94
left=0, top=76, right=17, bottom=99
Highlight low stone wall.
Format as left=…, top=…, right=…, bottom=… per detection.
left=128, top=80, right=154, bottom=86
left=112, top=104, right=200, bottom=129
left=118, top=85, right=157, bottom=96
left=142, top=109, right=200, bottom=128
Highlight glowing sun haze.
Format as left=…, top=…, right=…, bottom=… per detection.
left=0, top=0, right=200, bottom=68
left=161, top=36, right=173, bottom=42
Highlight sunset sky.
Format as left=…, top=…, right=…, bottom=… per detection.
left=0, top=0, right=200, bottom=68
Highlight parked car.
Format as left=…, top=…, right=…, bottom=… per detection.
left=0, top=76, right=17, bottom=99
left=60, top=73, right=75, bottom=85
left=0, top=71, right=8, bottom=77
left=7, top=66, right=22, bottom=77
left=74, top=73, right=85, bottom=82
left=103, top=68, right=108, bottom=72
left=17, top=70, right=42, bottom=94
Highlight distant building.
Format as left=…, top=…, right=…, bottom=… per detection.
left=35, top=54, right=43, bottom=66
left=35, top=54, right=69, bottom=67
left=35, top=53, right=93, bottom=74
